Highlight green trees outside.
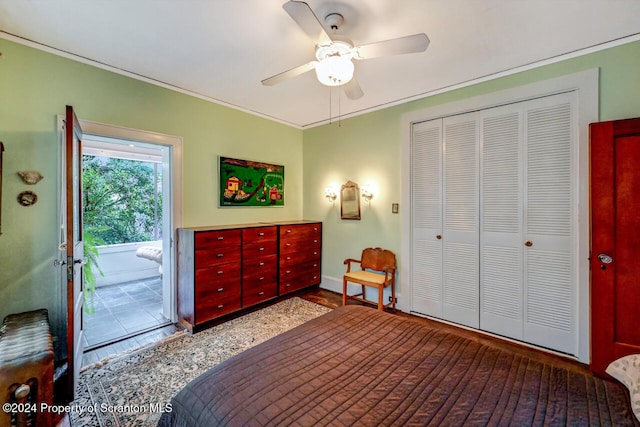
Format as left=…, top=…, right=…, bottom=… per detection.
left=81, top=155, right=163, bottom=314
left=82, top=155, right=162, bottom=245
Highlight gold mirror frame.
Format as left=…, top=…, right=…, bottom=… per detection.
left=340, top=180, right=361, bottom=220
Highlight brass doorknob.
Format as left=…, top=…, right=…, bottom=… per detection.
left=436, top=234, right=442, bottom=240
left=524, top=240, right=533, bottom=247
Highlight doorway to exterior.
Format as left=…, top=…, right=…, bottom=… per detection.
left=80, top=131, right=180, bottom=350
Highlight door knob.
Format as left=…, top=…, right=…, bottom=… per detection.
left=524, top=240, right=533, bottom=247
left=597, top=253, right=613, bottom=264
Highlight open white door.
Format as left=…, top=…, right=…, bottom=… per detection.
left=65, top=105, right=85, bottom=399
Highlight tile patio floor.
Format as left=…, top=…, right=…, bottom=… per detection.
left=82, top=276, right=170, bottom=349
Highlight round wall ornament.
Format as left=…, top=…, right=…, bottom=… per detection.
left=17, top=190, right=37, bottom=206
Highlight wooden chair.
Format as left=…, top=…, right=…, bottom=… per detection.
left=343, top=247, right=397, bottom=311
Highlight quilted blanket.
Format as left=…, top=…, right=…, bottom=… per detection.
left=158, top=305, right=638, bottom=426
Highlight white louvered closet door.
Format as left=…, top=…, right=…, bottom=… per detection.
left=522, top=92, right=576, bottom=355
left=479, top=106, right=524, bottom=340
left=411, top=119, right=443, bottom=317
left=410, top=92, right=577, bottom=356
left=442, top=113, right=479, bottom=328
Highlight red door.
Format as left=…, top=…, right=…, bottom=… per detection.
left=590, top=117, right=640, bottom=376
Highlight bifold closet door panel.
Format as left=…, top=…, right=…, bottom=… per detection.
left=410, top=119, right=444, bottom=317
left=479, top=108, right=524, bottom=340
left=522, top=95, right=576, bottom=356
left=442, top=112, right=479, bottom=328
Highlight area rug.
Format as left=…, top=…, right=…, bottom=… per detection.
left=70, top=297, right=331, bottom=426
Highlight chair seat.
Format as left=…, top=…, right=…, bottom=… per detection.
left=344, top=270, right=389, bottom=287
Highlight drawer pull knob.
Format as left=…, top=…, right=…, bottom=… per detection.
left=286, top=229, right=292, bottom=233
left=285, top=243, right=291, bottom=247
left=285, top=270, right=291, bottom=274
left=259, top=262, right=265, bottom=266
left=217, top=304, right=224, bottom=309
left=259, top=277, right=265, bottom=281
left=259, top=247, right=265, bottom=251
left=259, top=232, right=265, bottom=236
left=217, top=253, right=224, bottom=258
left=285, top=284, right=291, bottom=288
left=217, top=270, right=224, bottom=275
left=217, top=287, right=224, bottom=292
left=258, top=291, right=265, bottom=296
left=217, top=236, right=224, bottom=241
left=313, top=275, right=318, bottom=279
left=313, top=263, right=318, bottom=267
left=313, top=239, right=318, bottom=243
left=14, top=384, right=30, bottom=399
left=313, top=252, right=318, bottom=255
left=313, top=227, right=318, bottom=231
left=286, top=256, right=291, bottom=260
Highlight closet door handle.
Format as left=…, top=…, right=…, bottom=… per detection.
left=436, top=234, right=442, bottom=240
left=597, top=253, right=613, bottom=264
left=524, top=240, right=533, bottom=247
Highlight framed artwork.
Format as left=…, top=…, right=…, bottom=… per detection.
left=219, top=156, right=284, bottom=207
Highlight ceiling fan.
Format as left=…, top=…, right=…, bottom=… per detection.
left=261, top=0, right=430, bottom=100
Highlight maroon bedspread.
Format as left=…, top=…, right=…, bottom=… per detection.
left=158, top=305, right=638, bottom=426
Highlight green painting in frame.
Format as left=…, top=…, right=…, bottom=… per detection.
left=219, top=156, right=284, bottom=207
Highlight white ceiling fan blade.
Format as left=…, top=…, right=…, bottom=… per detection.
left=354, top=33, right=430, bottom=59
left=261, top=61, right=317, bottom=86
left=343, top=78, right=364, bottom=100
left=283, top=1, right=333, bottom=46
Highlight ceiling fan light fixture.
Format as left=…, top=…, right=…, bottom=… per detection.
left=315, top=55, right=354, bottom=86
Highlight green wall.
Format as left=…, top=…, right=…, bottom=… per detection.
left=0, top=38, right=303, bottom=342
left=1, top=35, right=640, bottom=348
left=303, top=41, right=640, bottom=298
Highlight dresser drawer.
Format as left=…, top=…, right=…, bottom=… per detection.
left=279, top=223, right=321, bottom=241
left=280, top=247, right=321, bottom=267
left=279, top=238, right=321, bottom=256
left=280, top=273, right=321, bottom=294
left=195, top=230, right=241, bottom=250
left=279, top=260, right=321, bottom=294
left=195, top=263, right=241, bottom=285
left=242, top=226, right=277, bottom=243
left=243, top=281, right=278, bottom=307
left=243, top=254, right=277, bottom=273
left=196, top=245, right=241, bottom=269
left=243, top=240, right=277, bottom=258
left=243, top=267, right=277, bottom=287
left=196, top=288, right=242, bottom=324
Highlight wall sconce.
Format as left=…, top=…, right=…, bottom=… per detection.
left=325, top=186, right=338, bottom=202
left=361, top=185, right=374, bottom=202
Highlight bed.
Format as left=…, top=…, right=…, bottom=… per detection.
left=158, top=305, right=639, bottom=426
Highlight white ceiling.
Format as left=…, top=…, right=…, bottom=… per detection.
left=1, top=1, right=639, bottom=128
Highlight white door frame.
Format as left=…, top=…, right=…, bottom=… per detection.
left=57, top=117, right=183, bottom=323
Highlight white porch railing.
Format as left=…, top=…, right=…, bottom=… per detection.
left=94, top=241, right=162, bottom=287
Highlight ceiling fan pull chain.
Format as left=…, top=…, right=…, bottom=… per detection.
left=329, top=86, right=332, bottom=125
left=338, top=91, right=342, bottom=128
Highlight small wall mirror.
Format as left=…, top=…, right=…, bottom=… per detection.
left=340, top=180, right=361, bottom=220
